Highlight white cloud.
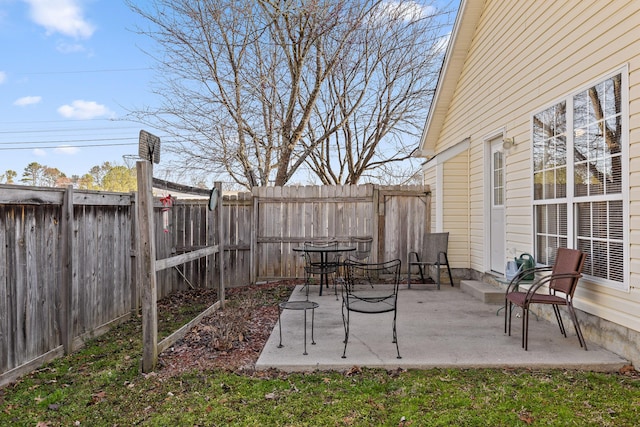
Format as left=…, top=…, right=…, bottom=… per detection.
left=57, top=100, right=112, bottom=119
left=23, top=0, right=95, bottom=39
left=33, top=148, right=47, bottom=156
left=379, top=1, right=435, bottom=21
left=433, top=32, right=450, bottom=54
left=0, top=71, right=6, bottom=84
left=56, top=41, right=86, bottom=54
left=14, top=96, right=42, bottom=106
left=55, top=145, right=79, bottom=154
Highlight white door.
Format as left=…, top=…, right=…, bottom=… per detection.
left=490, top=139, right=505, bottom=273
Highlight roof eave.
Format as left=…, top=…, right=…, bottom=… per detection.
left=418, top=0, right=484, bottom=157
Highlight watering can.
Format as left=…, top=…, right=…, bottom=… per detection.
left=515, top=253, right=535, bottom=280
left=504, top=260, right=521, bottom=281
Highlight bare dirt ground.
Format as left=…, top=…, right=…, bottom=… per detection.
left=156, top=281, right=301, bottom=379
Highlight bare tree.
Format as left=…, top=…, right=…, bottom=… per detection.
left=301, top=2, right=445, bottom=184
left=129, top=0, right=452, bottom=188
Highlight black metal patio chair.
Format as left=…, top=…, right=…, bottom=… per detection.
left=301, top=240, right=341, bottom=299
left=349, top=236, right=373, bottom=262
left=341, top=258, right=402, bottom=359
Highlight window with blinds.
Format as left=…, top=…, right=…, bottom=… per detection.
left=532, top=72, right=626, bottom=289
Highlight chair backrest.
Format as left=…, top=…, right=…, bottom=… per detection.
left=420, top=232, right=449, bottom=263
left=303, top=240, right=339, bottom=265
left=350, top=236, right=373, bottom=261
left=344, top=259, right=401, bottom=296
left=549, top=248, right=587, bottom=296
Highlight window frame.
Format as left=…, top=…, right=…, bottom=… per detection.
left=531, top=67, right=629, bottom=291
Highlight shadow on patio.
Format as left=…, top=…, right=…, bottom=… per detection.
left=256, top=284, right=628, bottom=372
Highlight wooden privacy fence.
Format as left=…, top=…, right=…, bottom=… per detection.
left=0, top=184, right=223, bottom=386
left=160, top=184, right=432, bottom=284
left=0, top=185, right=134, bottom=387
left=250, top=184, right=431, bottom=282
left=0, top=182, right=430, bottom=385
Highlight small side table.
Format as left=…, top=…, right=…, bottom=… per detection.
left=278, top=300, right=319, bottom=355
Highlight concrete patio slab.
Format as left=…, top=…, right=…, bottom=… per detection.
left=256, top=284, right=629, bottom=372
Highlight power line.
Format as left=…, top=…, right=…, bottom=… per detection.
left=0, top=143, right=137, bottom=151
left=0, top=137, right=135, bottom=145
left=19, top=67, right=152, bottom=76
left=0, top=126, right=142, bottom=135
left=0, top=142, right=137, bottom=151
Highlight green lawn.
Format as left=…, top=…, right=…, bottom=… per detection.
left=1, top=285, right=639, bottom=426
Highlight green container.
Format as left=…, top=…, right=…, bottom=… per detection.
left=515, top=253, right=535, bottom=280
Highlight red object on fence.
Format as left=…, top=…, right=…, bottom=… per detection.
left=160, top=194, right=173, bottom=211
left=160, top=194, right=173, bottom=232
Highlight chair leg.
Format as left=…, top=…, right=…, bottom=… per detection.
left=341, top=304, right=350, bottom=358
left=301, top=274, right=310, bottom=300
left=442, top=253, right=454, bottom=286
left=408, top=263, right=426, bottom=288
left=566, top=303, right=588, bottom=350
left=523, top=306, right=529, bottom=350
left=552, top=305, right=567, bottom=337
left=435, top=264, right=441, bottom=290
left=392, top=311, right=401, bottom=359
left=505, top=298, right=510, bottom=335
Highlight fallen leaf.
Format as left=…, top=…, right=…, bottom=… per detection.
left=518, top=413, right=534, bottom=424
left=90, top=391, right=107, bottom=405
left=620, top=365, right=639, bottom=376
left=345, top=366, right=362, bottom=376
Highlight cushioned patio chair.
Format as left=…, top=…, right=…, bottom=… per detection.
left=407, top=232, right=453, bottom=289
left=504, top=247, right=588, bottom=350
left=341, top=258, right=402, bottom=359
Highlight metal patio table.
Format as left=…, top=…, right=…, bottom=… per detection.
left=293, top=245, right=355, bottom=296
left=277, top=300, right=319, bottom=355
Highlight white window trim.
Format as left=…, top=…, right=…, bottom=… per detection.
left=530, top=66, right=629, bottom=292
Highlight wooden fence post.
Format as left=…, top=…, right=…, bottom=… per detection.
left=130, top=192, right=139, bottom=314
left=59, top=185, right=74, bottom=354
left=137, top=160, right=158, bottom=373
left=250, top=187, right=258, bottom=285
left=373, top=185, right=384, bottom=263
left=215, top=182, right=225, bottom=307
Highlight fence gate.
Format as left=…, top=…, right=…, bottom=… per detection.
left=378, top=187, right=431, bottom=270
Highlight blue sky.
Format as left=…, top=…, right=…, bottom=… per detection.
left=1, top=0, right=458, bottom=183
left=1, top=0, right=162, bottom=179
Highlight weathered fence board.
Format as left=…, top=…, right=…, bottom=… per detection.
left=0, top=204, right=62, bottom=382
left=0, top=186, right=139, bottom=387
left=1, top=182, right=429, bottom=386
left=251, top=184, right=430, bottom=281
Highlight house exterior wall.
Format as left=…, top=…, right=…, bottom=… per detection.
left=423, top=0, right=640, bottom=364
left=443, top=150, right=471, bottom=269
left=423, top=144, right=471, bottom=270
